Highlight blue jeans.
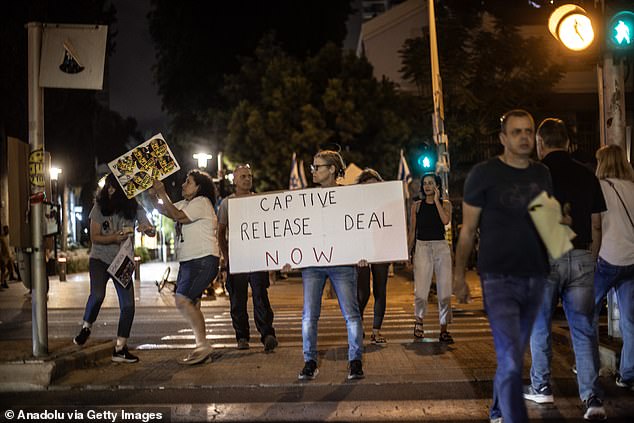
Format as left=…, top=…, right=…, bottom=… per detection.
left=176, top=255, right=219, bottom=302
left=481, top=273, right=546, bottom=422
left=529, top=250, right=601, bottom=401
left=594, top=257, right=634, bottom=383
left=301, top=266, right=363, bottom=363
left=83, top=258, right=135, bottom=338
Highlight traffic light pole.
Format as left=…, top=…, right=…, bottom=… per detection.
left=598, top=56, right=627, bottom=149
left=428, top=0, right=450, bottom=198
left=428, top=0, right=452, bottom=245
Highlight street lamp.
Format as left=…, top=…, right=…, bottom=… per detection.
left=193, top=152, right=213, bottom=168
left=50, top=166, right=62, bottom=181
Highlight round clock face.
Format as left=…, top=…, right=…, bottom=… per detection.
left=558, top=13, right=595, bottom=51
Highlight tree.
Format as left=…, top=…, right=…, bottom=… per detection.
left=220, top=37, right=413, bottom=191
left=399, top=3, right=563, bottom=166
left=148, top=0, right=353, bottom=136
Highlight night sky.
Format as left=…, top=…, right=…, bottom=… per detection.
left=109, top=0, right=167, bottom=138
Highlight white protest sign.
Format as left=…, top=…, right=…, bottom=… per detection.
left=227, top=181, right=408, bottom=273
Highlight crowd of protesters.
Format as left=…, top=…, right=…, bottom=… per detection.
left=31, top=107, right=630, bottom=423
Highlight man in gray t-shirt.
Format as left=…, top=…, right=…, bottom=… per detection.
left=218, top=165, right=277, bottom=353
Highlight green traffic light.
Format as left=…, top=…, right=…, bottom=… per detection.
left=614, top=20, right=631, bottom=45
left=608, top=11, right=634, bottom=50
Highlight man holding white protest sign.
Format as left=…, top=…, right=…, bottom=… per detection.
left=227, top=150, right=407, bottom=380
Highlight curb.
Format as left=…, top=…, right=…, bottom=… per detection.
left=0, top=341, right=114, bottom=392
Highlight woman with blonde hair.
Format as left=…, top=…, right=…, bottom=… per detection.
left=285, top=149, right=364, bottom=381
left=594, top=144, right=634, bottom=390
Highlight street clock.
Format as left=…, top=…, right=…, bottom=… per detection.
left=548, top=4, right=595, bottom=51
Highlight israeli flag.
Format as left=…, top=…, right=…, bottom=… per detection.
left=289, top=153, right=306, bottom=190
left=397, top=149, right=412, bottom=183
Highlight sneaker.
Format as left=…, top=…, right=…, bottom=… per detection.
left=490, top=418, right=503, bottom=423
left=583, top=395, right=607, bottom=420
left=523, top=385, right=554, bottom=404
left=348, top=359, right=365, bottom=380
left=370, top=332, right=387, bottom=345
left=111, top=346, right=139, bottom=363
left=298, top=360, right=319, bottom=380
left=73, top=327, right=91, bottom=346
left=178, top=345, right=212, bottom=365
left=616, top=375, right=634, bottom=390
left=263, top=335, right=278, bottom=353
left=237, top=338, right=250, bottom=350
left=439, top=331, right=454, bottom=344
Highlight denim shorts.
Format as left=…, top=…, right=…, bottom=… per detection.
left=176, top=255, right=219, bottom=302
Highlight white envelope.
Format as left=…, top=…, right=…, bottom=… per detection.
left=528, top=191, right=576, bottom=260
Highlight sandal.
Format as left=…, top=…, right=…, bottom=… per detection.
left=371, top=332, right=387, bottom=345
left=439, top=331, right=454, bottom=344
left=414, top=322, right=424, bottom=339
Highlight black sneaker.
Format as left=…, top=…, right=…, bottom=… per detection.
left=237, top=338, right=250, bottom=350
left=439, top=331, right=454, bottom=344
left=112, top=346, right=139, bottom=363
left=523, top=384, right=554, bottom=404
left=298, top=360, right=319, bottom=380
left=263, top=335, right=278, bottom=353
left=583, top=395, right=606, bottom=420
left=73, top=327, right=91, bottom=346
left=348, top=359, right=364, bottom=380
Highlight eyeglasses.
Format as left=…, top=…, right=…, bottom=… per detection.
left=310, top=164, right=330, bottom=173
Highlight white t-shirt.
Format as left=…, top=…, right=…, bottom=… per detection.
left=174, top=196, right=220, bottom=262
left=598, top=178, right=634, bottom=266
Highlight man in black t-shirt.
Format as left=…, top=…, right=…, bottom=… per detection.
left=524, top=118, right=607, bottom=420
left=454, top=109, right=552, bottom=423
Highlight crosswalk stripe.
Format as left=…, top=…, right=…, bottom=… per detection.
left=138, top=305, right=493, bottom=350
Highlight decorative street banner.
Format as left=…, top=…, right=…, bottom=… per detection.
left=228, top=181, right=408, bottom=273
left=40, top=24, right=108, bottom=90
left=107, top=133, right=180, bottom=198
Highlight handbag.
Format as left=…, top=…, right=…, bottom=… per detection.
left=604, top=179, right=634, bottom=228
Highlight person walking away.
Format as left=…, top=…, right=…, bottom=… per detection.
left=217, top=164, right=278, bottom=352
left=150, top=170, right=220, bottom=365
left=73, top=174, right=156, bottom=363
left=454, top=109, right=553, bottom=423
left=355, top=168, right=390, bottom=345
left=284, top=149, right=364, bottom=381
left=593, top=144, right=634, bottom=393
left=524, top=118, right=606, bottom=420
left=408, top=173, right=453, bottom=344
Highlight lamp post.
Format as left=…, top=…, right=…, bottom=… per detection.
left=193, top=153, right=213, bottom=169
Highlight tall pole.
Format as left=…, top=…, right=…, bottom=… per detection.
left=27, top=22, right=48, bottom=357
left=428, top=0, right=450, bottom=197
left=600, top=57, right=627, bottom=148
left=428, top=0, right=452, bottom=244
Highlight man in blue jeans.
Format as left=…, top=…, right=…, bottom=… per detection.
left=524, top=118, right=607, bottom=420
left=454, top=109, right=552, bottom=423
